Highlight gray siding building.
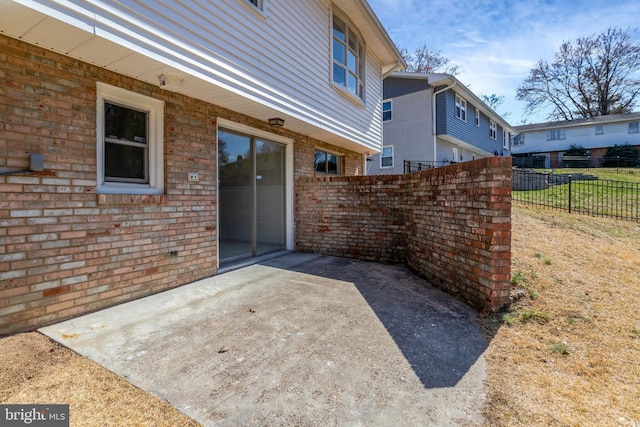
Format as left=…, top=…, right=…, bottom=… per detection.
left=368, top=72, right=515, bottom=175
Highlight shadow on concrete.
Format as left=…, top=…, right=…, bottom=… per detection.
left=276, top=254, right=491, bottom=389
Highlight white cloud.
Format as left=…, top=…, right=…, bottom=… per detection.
left=369, top=0, right=640, bottom=124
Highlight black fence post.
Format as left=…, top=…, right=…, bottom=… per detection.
left=568, top=175, right=572, bottom=213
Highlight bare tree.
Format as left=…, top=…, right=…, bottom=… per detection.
left=399, top=43, right=461, bottom=75
left=517, top=27, right=640, bottom=120
left=479, top=93, right=511, bottom=119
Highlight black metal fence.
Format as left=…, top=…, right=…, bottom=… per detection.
left=403, top=160, right=454, bottom=173
left=513, top=169, right=640, bottom=221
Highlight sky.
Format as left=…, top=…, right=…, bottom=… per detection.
left=367, top=0, right=640, bottom=125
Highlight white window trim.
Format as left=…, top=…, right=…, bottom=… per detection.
left=314, top=147, right=344, bottom=175
left=629, top=122, right=639, bottom=134
left=96, top=82, right=164, bottom=195
left=490, top=120, right=497, bottom=140
left=331, top=11, right=366, bottom=103
left=547, top=129, right=566, bottom=140
left=503, top=131, right=509, bottom=149
left=382, top=99, right=392, bottom=122
left=455, top=94, right=467, bottom=122
left=380, top=145, right=394, bottom=169
left=595, top=124, right=604, bottom=135
left=242, top=0, right=267, bottom=17
left=475, top=108, right=480, bottom=127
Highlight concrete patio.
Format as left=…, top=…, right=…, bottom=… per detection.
left=40, top=252, right=488, bottom=426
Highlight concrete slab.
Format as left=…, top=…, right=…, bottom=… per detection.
left=40, top=253, right=487, bottom=426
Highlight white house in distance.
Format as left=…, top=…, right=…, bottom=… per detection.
left=512, top=112, right=640, bottom=168
left=367, top=72, right=515, bottom=175
left=0, top=0, right=404, bottom=333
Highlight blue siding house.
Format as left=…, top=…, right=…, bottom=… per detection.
left=368, top=72, right=514, bottom=175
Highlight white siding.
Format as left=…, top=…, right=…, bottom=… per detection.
left=7, top=0, right=391, bottom=152
left=513, top=120, right=640, bottom=154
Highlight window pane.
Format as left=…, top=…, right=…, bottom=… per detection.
left=333, top=64, right=346, bottom=86
left=348, top=29, right=358, bottom=52
left=333, top=40, right=345, bottom=64
left=381, top=157, right=392, bottom=167
left=105, top=102, right=147, bottom=143
left=327, top=153, right=338, bottom=174
left=105, top=142, right=146, bottom=181
left=348, top=73, right=357, bottom=93
left=348, top=51, right=357, bottom=72
left=333, top=17, right=345, bottom=41
left=314, top=151, right=326, bottom=173
left=383, top=110, right=392, bottom=121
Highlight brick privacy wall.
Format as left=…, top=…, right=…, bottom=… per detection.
left=296, top=157, right=512, bottom=311
left=0, top=35, right=363, bottom=334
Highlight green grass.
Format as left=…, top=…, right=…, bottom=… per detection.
left=521, top=310, right=550, bottom=323
left=511, top=271, right=525, bottom=285
left=514, top=169, right=640, bottom=220
left=502, top=314, right=516, bottom=326
left=538, top=168, right=640, bottom=183
left=550, top=342, right=570, bottom=355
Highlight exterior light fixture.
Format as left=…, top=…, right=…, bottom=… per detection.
left=268, top=117, right=284, bottom=127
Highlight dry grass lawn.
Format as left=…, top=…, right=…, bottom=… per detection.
left=0, top=333, right=200, bottom=426
left=483, top=203, right=640, bottom=427
left=1, top=203, right=638, bottom=426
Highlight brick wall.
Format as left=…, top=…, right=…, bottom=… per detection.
left=296, top=157, right=512, bottom=311
left=0, top=35, right=363, bottom=334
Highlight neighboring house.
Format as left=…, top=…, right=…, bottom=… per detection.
left=0, top=0, right=404, bottom=333
left=367, top=72, right=515, bottom=175
left=512, top=112, right=640, bottom=168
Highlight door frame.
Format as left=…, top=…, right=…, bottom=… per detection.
left=216, top=118, right=294, bottom=268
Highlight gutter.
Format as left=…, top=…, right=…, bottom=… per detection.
left=382, top=60, right=403, bottom=78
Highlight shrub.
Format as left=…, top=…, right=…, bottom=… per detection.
left=602, top=144, right=640, bottom=167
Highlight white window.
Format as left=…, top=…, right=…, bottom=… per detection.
left=595, top=124, right=604, bottom=135
left=382, top=100, right=392, bottom=121
left=455, top=94, right=467, bottom=121
left=97, top=83, right=164, bottom=195
left=503, top=131, right=509, bottom=149
left=629, top=122, right=639, bottom=134
left=513, top=134, right=524, bottom=146
left=314, top=149, right=343, bottom=175
left=381, top=146, right=393, bottom=168
left=474, top=108, right=480, bottom=127
left=490, top=120, right=497, bottom=139
left=332, top=14, right=364, bottom=100
left=547, top=129, right=566, bottom=140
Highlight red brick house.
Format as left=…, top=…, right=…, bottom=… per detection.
left=1, top=0, right=511, bottom=335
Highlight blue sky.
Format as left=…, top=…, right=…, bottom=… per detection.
left=368, top=0, right=640, bottom=125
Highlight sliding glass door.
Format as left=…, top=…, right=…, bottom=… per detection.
left=218, top=129, right=285, bottom=263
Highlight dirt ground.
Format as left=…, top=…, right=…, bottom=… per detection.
left=1, top=204, right=639, bottom=426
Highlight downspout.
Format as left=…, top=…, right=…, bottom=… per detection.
left=432, top=81, right=456, bottom=162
